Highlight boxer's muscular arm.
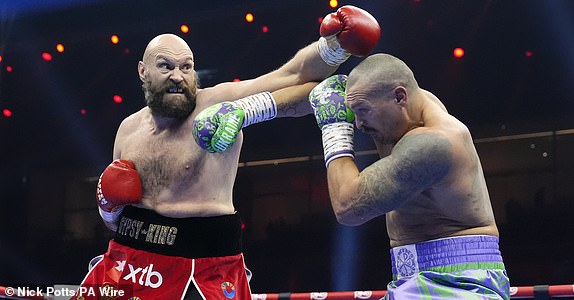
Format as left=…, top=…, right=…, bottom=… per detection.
left=258, top=5, right=380, bottom=91
left=98, top=115, right=141, bottom=231
left=271, top=82, right=316, bottom=117
left=99, top=126, right=124, bottom=231
left=112, top=112, right=142, bottom=159
left=250, top=42, right=337, bottom=91
left=112, top=124, right=125, bottom=160
left=192, top=83, right=317, bottom=153
left=327, top=132, right=453, bottom=226
left=206, top=43, right=336, bottom=103
left=250, top=5, right=380, bottom=93
left=206, top=6, right=379, bottom=102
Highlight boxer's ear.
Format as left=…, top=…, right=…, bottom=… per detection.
left=138, top=61, right=146, bottom=82
left=394, top=86, right=407, bottom=105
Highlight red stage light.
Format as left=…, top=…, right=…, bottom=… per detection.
left=42, top=52, right=53, bottom=61
left=262, top=26, right=269, bottom=33
left=453, top=47, right=465, bottom=58
left=56, top=44, right=65, bottom=53
left=113, top=95, right=123, bottom=103
left=80, top=108, right=87, bottom=115
left=6, top=66, right=13, bottom=72
left=524, top=50, right=533, bottom=57
left=3, top=109, right=12, bottom=117
left=233, top=78, right=241, bottom=82
left=0, top=55, right=2, bottom=62
left=111, top=35, right=120, bottom=44
left=245, top=13, right=254, bottom=23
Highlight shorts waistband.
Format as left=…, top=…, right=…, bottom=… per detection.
left=390, top=235, right=505, bottom=279
left=114, top=205, right=242, bottom=259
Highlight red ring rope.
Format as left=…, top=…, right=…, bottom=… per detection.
left=251, top=285, right=574, bottom=299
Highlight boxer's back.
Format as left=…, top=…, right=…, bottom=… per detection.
left=386, top=97, right=498, bottom=247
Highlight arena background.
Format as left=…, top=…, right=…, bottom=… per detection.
left=1, top=0, right=573, bottom=291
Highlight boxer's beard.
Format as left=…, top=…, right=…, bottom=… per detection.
left=142, top=80, right=198, bottom=119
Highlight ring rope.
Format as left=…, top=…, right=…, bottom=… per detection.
left=1, top=284, right=573, bottom=299
left=251, top=285, right=574, bottom=299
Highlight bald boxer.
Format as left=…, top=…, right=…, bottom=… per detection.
left=76, top=6, right=380, bottom=300
left=309, top=55, right=510, bottom=299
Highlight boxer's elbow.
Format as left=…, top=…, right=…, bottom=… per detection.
left=328, top=175, right=370, bottom=226
left=331, top=195, right=369, bottom=227
left=334, top=206, right=369, bottom=227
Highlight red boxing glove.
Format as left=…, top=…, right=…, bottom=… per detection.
left=318, top=5, right=381, bottom=66
left=96, top=159, right=142, bottom=225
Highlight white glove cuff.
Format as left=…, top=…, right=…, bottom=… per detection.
left=235, top=92, right=277, bottom=127
left=322, top=122, right=355, bottom=168
left=318, top=36, right=351, bottom=67
left=98, top=206, right=123, bottom=224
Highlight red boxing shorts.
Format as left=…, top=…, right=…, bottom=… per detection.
left=74, top=206, right=251, bottom=300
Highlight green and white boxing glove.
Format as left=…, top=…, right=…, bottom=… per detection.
left=309, top=74, right=355, bottom=167
left=192, top=92, right=277, bottom=153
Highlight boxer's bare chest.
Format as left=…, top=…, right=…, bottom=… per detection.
left=121, top=123, right=208, bottom=199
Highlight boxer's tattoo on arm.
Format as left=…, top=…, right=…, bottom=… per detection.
left=276, top=102, right=299, bottom=117
left=351, top=133, right=453, bottom=220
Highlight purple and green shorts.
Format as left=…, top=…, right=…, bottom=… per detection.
left=386, top=235, right=510, bottom=300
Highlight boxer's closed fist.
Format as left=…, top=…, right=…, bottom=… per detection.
left=309, top=74, right=355, bottom=167
left=318, top=5, right=381, bottom=66
left=193, top=92, right=277, bottom=153
left=96, top=159, right=142, bottom=227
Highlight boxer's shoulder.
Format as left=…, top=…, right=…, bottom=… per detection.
left=120, top=107, right=148, bottom=129
left=199, top=80, right=274, bottom=106
left=194, top=84, right=239, bottom=109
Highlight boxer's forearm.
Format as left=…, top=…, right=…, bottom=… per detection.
left=326, top=157, right=372, bottom=226
left=272, top=82, right=316, bottom=118
left=192, top=83, right=317, bottom=153
left=275, top=42, right=338, bottom=84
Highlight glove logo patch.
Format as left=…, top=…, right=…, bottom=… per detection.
left=96, top=177, right=108, bottom=206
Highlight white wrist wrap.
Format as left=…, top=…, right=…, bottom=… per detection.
left=235, top=92, right=277, bottom=127
left=318, top=36, right=351, bottom=67
left=322, top=122, right=355, bottom=168
left=98, top=206, right=123, bottom=224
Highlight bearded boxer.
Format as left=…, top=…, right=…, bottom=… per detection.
left=308, top=56, right=510, bottom=299
left=76, top=6, right=380, bottom=300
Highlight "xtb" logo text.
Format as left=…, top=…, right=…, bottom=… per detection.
left=115, top=261, right=163, bottom=288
